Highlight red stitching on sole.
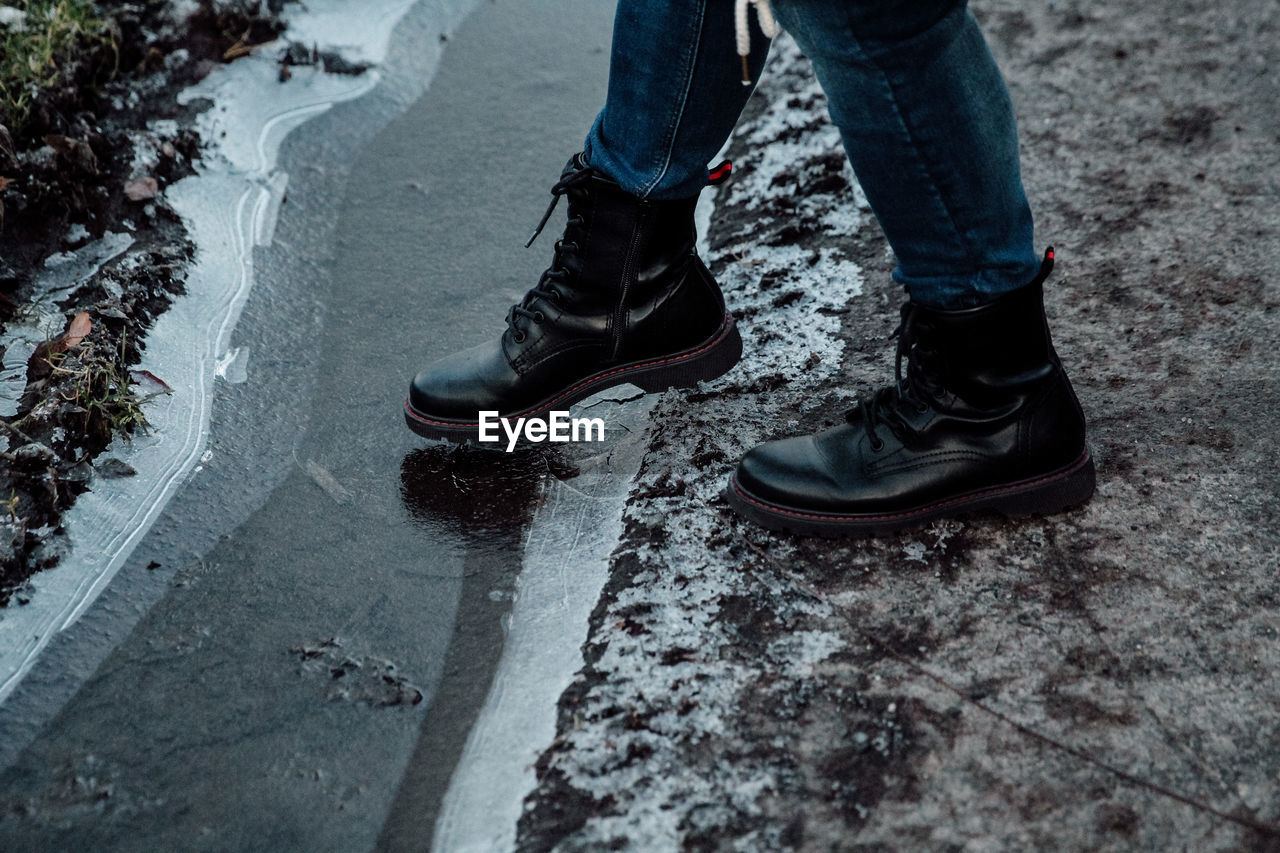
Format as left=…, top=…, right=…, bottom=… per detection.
left=730, top=450, right=1093, bottom=524
left=406, top=313, right=737, bottom=428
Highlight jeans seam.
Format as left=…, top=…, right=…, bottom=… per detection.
left=638, top=0, right=706, bottom=198
left=822, top=3, right=983, bottom=292
left=876, top=67, right=979, bottom=287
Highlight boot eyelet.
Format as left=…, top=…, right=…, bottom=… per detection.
left=870, top=437, right=885, bottom=452
left=513, top=331, right=526, bottom=344
left=533, top=311, right=545, bottom=323
left=914, top=402, right=929, bottom=415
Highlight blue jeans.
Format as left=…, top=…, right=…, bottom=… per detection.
left=582, top=0, right=1039, bottom=309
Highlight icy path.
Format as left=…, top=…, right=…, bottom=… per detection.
left=0, top=0, right=477, bottom=703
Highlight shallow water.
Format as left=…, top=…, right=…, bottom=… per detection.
left=0, top=0, right=471, bottom=705
left=0, top=0, right=638, bottom=849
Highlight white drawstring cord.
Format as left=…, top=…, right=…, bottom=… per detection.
left=734, top=0, right=779, bottom=85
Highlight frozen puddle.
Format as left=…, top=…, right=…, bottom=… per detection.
left=0, top=0, right=477, bottom=703
left=431, top=395, right=653, bottom=852
left=430, top=176, right=722, bottom=850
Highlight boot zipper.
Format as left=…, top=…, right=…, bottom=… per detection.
left=608, top=210, right=646, bottom=362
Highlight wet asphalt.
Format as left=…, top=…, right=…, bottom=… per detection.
left=0, top=1, right=614, bottom=849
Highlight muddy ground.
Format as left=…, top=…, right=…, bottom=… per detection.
left=0, top=0, right=349, bottom=601
left=516, top=1, right=1280, bottom=850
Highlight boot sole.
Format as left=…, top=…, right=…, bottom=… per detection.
left=404, top=313, right=742, bottom=442
left=725, top=448, right=1096, bottom=537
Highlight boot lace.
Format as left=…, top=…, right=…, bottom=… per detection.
left=506, top=165, right=600, bottom=344
left=850, top=302, right=940, bottom=451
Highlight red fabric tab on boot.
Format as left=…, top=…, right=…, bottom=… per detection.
left=708, top=160, right=733, bottom=185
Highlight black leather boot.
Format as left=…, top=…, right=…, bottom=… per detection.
left=405, top=154, right=741, bottom=441
left=727, top=249, right=1095, bottom=535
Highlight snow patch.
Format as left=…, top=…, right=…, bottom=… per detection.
left=767, top=630, right=846, bottom=673
left=520, top=36, right=874, bottom=849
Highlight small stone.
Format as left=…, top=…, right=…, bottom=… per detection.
left=63, top=461, right=93, bottom=483
left=13, top=442, right=56, bottom=465
left=124, top=177, right=159, bottom=202
left=95, top=457, right=137, bottom=478
left=42, top=134, right=98, bottom=174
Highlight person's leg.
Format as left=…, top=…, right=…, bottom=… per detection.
left=727, top=0, right=1094, bottom=533
left=405, top=0, right=770, bottom=442
left=771, top=0, right=1038, bottom=308
left=583, top=0, right=769, bottom=200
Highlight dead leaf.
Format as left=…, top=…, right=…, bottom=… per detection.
left=27, top=312, right=93, bottom=380
left=64, top=312, right=92, bottom=348
left=124, top=176, right=159, bottom=202
left=223, top=28, right=252, bottom=60
left=0, top=176, right=13, bottom=192
left=128, top=370, right=173, bottom=395
left=222, top=28, right=276, bottom=61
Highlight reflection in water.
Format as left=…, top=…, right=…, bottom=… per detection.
left=399, top=443, right=578, bottom=539
left=381, top=442, right=578, bottom=852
